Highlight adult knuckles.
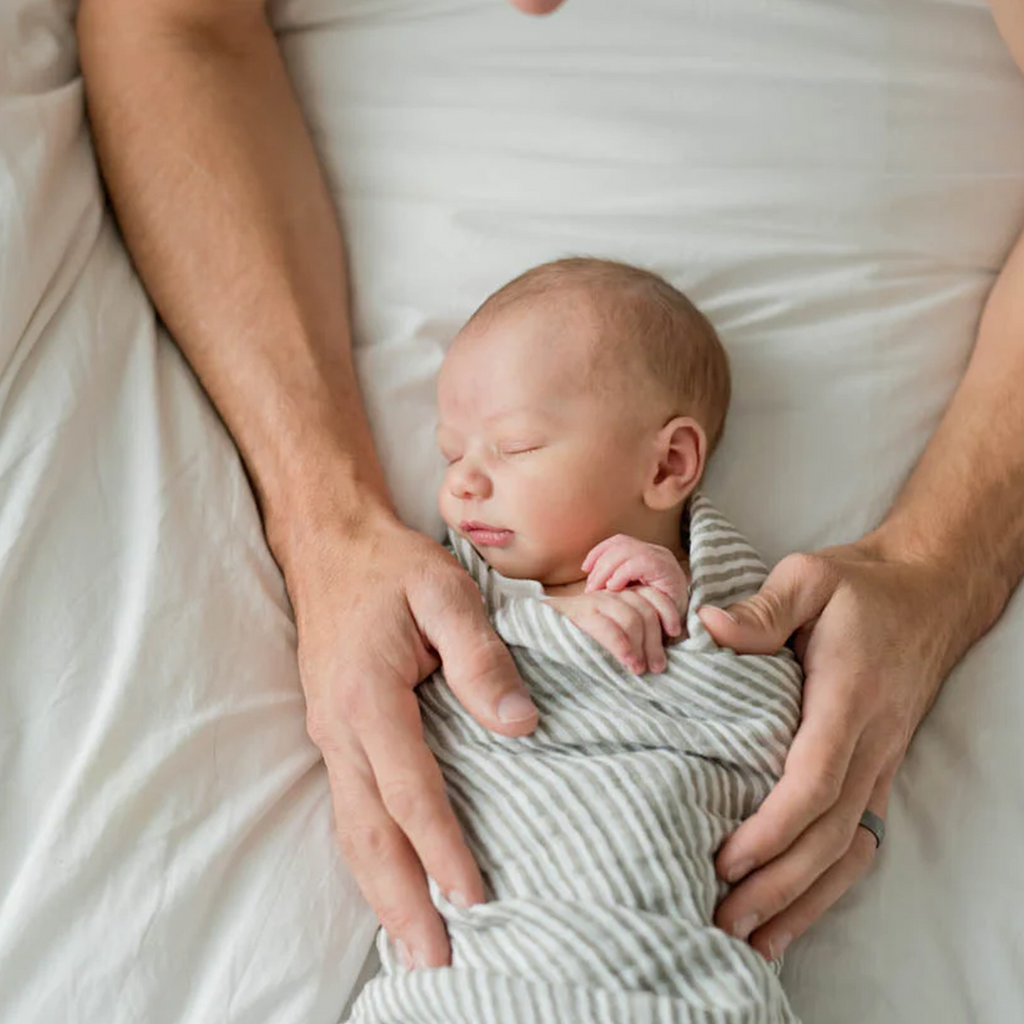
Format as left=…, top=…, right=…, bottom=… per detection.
left=740, top=588, right=791, bottom=637
left=406, top=549, right=479, bottom=608
left=819, top=812, right=859, bottom=857
left=306, top=665, right=394, bottom=743
left=336, top=820, right=400, bottom=866
left=758, top=876, right=802, bottom=917
left=780, top=551, right=835, bottom=590
left=375, top=904, right=425, bottom=943
left=380, top=776, right=435, bottom=830
left=450, top=631, right=514, bottom=685
left=850, top=830, right=879, bottom=868
left=305, top=700, right=341, bottom=755
left=804, top=764, right=845, bottom=813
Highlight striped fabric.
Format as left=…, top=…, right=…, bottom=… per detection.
left=348, top=494, right=803, bottom=1024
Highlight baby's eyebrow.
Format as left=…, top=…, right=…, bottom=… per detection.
left=485, top=407, right=557, bottom=429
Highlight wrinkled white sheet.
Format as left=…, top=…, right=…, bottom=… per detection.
left=0, top=3, right=375, bottom=1022
left=2, top=0, right=1024, bottom=1021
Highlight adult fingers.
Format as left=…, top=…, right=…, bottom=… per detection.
left=326, top=736, right=453, bottom=970
left=716, top=669, right=867, bottom=882
left=508, top=0, right=567, bottom=16
left=749, top=827, right=877, bottom=960
left=356, top=679, right=486, bottom=910
left=715, top=737, right=881, bottom=941
left=698, top=553, right=838, bottom=655
left=749, top=778, right=891, bottom=960
left=417, top=568, right=538, bottom=735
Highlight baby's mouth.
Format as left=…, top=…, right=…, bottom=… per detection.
left=460, top=521, right=514, bottom=547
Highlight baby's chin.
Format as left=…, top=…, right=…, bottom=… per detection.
left=470, top=544, right=533, bottom=580
left=468, top=541, right=579, bottom=588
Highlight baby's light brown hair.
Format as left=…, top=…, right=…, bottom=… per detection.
left=465, top=257, right=731, bottom=453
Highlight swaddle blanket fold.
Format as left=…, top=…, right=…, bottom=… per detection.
left=349, top=494, right=803, bottom=1024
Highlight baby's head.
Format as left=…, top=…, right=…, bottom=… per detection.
left=437, top=257, right=730, bottom=586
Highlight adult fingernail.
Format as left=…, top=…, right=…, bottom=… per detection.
left=396, top=940, right=415, bottom=971
left=448, top=890, right=469, bottom=910
left=732, top=913, right=760, bottom=940
left=769, top=933, right=792, bottom=960
left=497, top=692, right=536, bottom=723
left=725, top=859, right=753, bottom=883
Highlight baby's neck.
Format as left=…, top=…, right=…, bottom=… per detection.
left=542, top=578, right=590, bottom=598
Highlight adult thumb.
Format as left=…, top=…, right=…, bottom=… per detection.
left=696, top=552, right=836, bottom=655
left=418, top=571, right=538, bottom=737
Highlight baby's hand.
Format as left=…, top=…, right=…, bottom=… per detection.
left=582, top=535, right=689, bottom=607
left=545, top=588, right=683, bottom=675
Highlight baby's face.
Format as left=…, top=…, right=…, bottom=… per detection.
left=436, top=304, right=656, bottom=586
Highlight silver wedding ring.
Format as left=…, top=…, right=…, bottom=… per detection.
left=858, top=809, right=885, bottom=849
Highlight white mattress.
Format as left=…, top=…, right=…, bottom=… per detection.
left=2, top=0, right=1023, bottom=1021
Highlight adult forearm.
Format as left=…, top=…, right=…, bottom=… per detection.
left=870, top=225, right=1024, bottom=650
left=77, top=2, right=391, bottom=573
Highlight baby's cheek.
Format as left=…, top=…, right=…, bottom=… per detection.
left=436, top=488, right=452, bottom=524
left=540, top=492, right=611, bottom=555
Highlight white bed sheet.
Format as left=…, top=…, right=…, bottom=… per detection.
left=2, top=0, right=1024, bottom=1021
left=0, top=3, right=376, bottom=1022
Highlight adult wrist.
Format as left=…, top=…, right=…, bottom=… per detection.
left=260, top=447, right=398, bottom=586
left=857, top=514, right=1008, bottom=672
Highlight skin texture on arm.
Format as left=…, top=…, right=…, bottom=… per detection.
left=76, top=0, right=542, bottom=970
left=700, top=2, right=1024, bottom=957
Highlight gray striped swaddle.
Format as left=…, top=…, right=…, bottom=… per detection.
left=348, top=494, right=803, bottom=1024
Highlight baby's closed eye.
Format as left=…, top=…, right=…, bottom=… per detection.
left=495, top=443, right=543, bottom=457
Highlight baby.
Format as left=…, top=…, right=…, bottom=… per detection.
left=348, top=258, right=803, bottom=1024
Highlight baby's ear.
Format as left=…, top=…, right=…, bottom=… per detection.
left=644, top=416, right=706, bottom=511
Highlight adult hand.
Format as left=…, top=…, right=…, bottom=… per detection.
left=292, top=509, right=538, bottom=971
left=697, top=538, right=964, bottom=960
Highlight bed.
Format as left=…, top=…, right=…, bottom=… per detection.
left=2, top=0, right=1023, bottom=1021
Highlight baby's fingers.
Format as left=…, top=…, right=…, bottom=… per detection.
left=616, top=558, right=687, bottom=603
left=583, top=535, right=643, bottom=592
left=582, top=533, right=643, bottom=571
left=616, top=591, right=667, bottom=674
left=635, top=586, right=683, bottom=639
left=577, top=606, right=644, bottom=673
left=604, top=554, right=660, bottom=593
left=581, top=535, right=622, bottom=574
left=584, top=551, right=628, bottom=593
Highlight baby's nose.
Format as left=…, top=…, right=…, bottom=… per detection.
left=450, top=463, right=492, bottom=500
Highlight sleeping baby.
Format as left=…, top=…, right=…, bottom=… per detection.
left=348, top=257, right=803, bottom=1024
